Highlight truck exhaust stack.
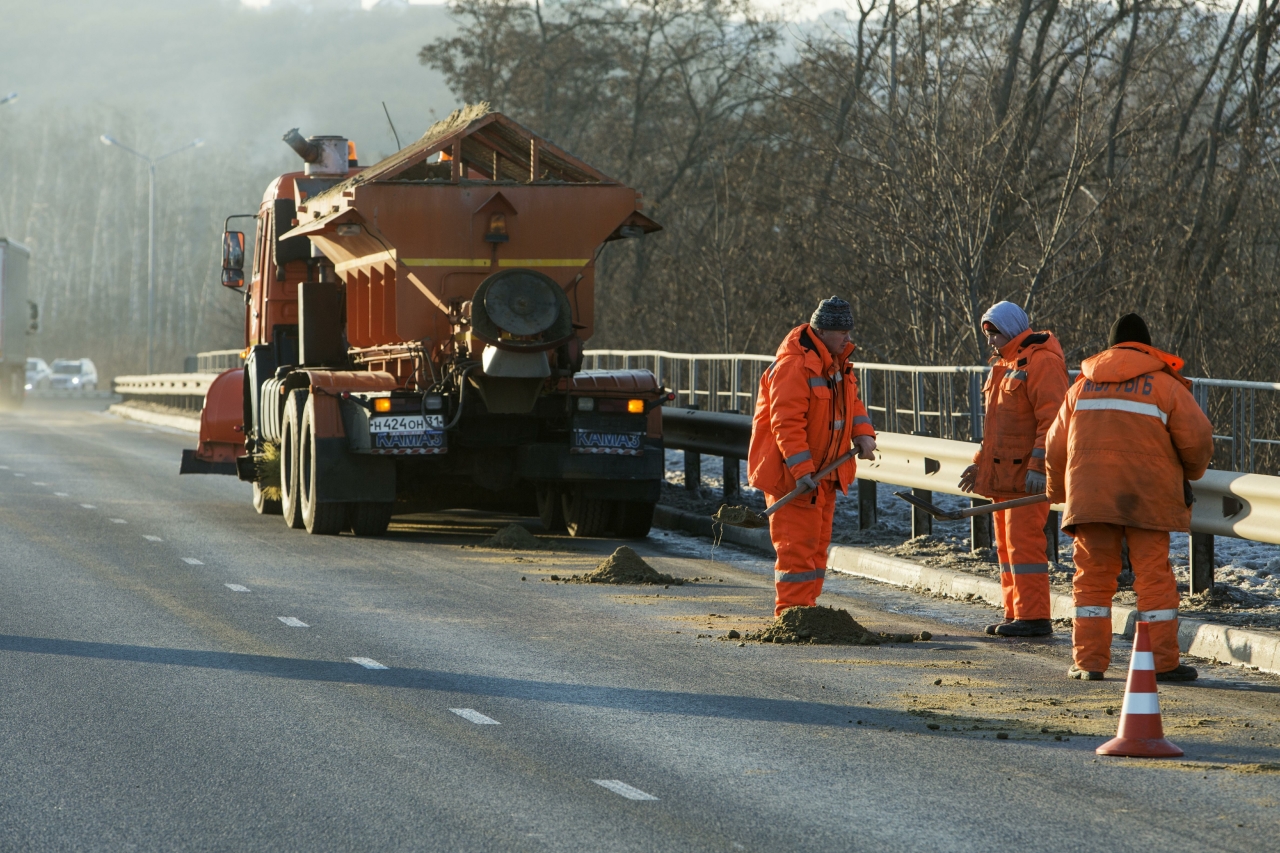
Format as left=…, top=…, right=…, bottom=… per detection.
left=282, top=128, right=348, bottom=177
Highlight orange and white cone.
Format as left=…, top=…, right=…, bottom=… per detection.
left=1096, top=621, right=1183, bottom=758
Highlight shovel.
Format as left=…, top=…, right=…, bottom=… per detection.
left=893, top=490, right=1048, bottom=521
left=712, top=450, right=858, bottom=529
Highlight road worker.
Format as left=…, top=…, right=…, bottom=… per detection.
left=1045, top=314, right=1212, bottom=681
left=748, top=296, right=878, bottom=616
left=959, top=301, right=1069, bottom=637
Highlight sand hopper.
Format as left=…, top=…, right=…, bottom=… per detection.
left=893, top=491, right=1048, bottom=520
left=713, top=450, right=856, bottom=529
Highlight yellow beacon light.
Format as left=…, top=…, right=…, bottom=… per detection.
left=627, top=399, right=645, bottom=414
left=374, top=398, right=392, bottom=413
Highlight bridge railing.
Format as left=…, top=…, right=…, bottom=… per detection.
left=113, top=374, right=221, bottom=412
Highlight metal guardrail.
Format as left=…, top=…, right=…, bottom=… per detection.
left=113, top=373, right=222, bottom=412
left=197, top=349, right=244, bottom=373
left=588, top=349, right=1280, bottom=473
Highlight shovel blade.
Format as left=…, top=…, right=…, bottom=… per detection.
left=892, top=490, right=961, bottom=521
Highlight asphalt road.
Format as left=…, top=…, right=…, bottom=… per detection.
left=1, top=399, right=1277, bottom=852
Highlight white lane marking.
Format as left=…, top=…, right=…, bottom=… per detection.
left=224, top=584, right=251, bottom=593
left=109, top=518, right=127, bottom=524
left=0, top=465, right=8, bottom=469
left=32, top=482, right=48, bottom=486
left=54, top=492, right=68, bottom=497
left=351, top=657, right=389, bottom=670
left=449, top=708, right=499, bottom=724
left=143, top=535, right=163, bottom=542
left=277, top=616, right=309, bottom=628
left=13, top=473, right=24, bottom=477
left=80, top=504, right=96, bottom=509
left=182, top=558, right=203, bottom=565
left=592, top=780, right=658, bottom=801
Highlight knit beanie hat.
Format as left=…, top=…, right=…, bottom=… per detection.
left=810, top=296, right=853, bottom=331
left=1109, top=313, right=1152, bottom=347
left=980, top=301, right=1030, bottom=339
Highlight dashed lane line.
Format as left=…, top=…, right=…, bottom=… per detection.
left=13, top=473, right=24, bottom=477
left=224, top=584, right=251, bottom=593
left=143, top=535, right=162, bottom=542
left=53, top=492, right=68, bottom=497
left=109, top=518, right=127, bottom=524
left=592, top=780, right=658, bottom=801
left=32, top=482, right=47, bottom=486
left=449, top=708, right=499, bottom=724
left=277, top=617, right=309, bottom=628
left=181, top=558, right=203, bottom=566
left=350, top=657, right=388, bottom=670
left=80, top=504, right=96, bottom=509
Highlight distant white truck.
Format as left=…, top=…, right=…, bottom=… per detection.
left=0, top=239, right=35, bottom=408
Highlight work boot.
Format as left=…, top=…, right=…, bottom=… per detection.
left=985, top=618, right=1014, bottom=635
left=1156, top=664, right=1198, bottom=682
left=1068, top=664, right=1104, bottom=680
left=993, top=619, right=1053, bottom=637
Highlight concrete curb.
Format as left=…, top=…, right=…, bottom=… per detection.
left=107, top=403, right=200, bottom=434
left=652, top=503, right=1280, bottom=675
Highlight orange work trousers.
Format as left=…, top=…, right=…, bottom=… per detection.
left=993, top=500, right=1052, bottom=621
left=1072, top=523, right=1180, bottom=674
left=767, top=478, right=837, bottom=616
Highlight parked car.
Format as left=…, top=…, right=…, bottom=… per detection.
left=49, top=358, right=98, bottom=392
left=25, top=357, right=51, bottom=391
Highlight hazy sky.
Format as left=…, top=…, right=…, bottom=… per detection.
left=237, top=0, right=857, bottom=19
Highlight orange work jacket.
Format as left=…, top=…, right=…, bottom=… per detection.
left=1045, top=343, right=1213, bottom=532
left=973, top=329, right=1070, bottom=499
left=747, top=324, right=876, bottom=499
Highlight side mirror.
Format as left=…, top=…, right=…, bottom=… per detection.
left=26, top=301, right=38, bottom=334
left=221, top=231, right=245, bottom=289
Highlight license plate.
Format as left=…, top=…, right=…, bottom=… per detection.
left=570, top=429, right=644, bottom=455
left=370, top=414, right=443, bottom=432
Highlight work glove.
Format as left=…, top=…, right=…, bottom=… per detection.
left=853, top=434, right=877, bottom=461
left=958, top=464, right=978, bottom=494
left=795, top=473, right=818, bottom=493
left=1025, top=469, right=1046, bottom=495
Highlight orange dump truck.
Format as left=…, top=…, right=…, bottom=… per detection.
left=182, top=107, right=667, bottom=537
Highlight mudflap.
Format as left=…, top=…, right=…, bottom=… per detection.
left=316, top=438, right=395, bottom=503
left=180, top=368, right=245, bottom=476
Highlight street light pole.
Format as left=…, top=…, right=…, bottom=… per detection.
left=99, top=135, right=203, bottom=374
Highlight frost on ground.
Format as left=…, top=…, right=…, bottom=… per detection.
left=662, top=448, right=1280, bottom=631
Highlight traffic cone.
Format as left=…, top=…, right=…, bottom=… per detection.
left=1096, top=621, right=1183, bottom=758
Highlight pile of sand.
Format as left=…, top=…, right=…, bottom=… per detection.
left=568, top=546, right=685, bottom=585
left=711, top=505, right=767, bottom=529
left=482, top=524, right=545, bottom=550
left=743, top=605, right=921, bottom=645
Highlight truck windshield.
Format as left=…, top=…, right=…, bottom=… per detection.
left=53, top=363, right=81, bottom=375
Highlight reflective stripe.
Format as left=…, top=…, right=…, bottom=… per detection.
left=775, top=568, right=826, bottom=583
left=998, top=563, right=1012, bottom=573
left=808, top=377, right=828, bottom=387
left=1121, top=692, right=1160, bottom=715
left=1076, top=397, right=1168, bottom=424
left=785, top=450, right=812, bottom=467
left=831, top=420, right=844, bottom=430
left=1138, top=608, right=1178, bottom=622
left=1009, top=370, right=1028, bottom=380
left=1010, top=563, right=1049, bottom=574
left=852, top=415, right=872, bottom=427
left=1030, top=448, right=1045, bottom=459
left=1075, top=606, right=1111, bottom=618
left=1131, top=651, right=1155, bottom=671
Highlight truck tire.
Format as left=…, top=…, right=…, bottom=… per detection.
left=299, top=397, right=347, bottom=535
left=560, top=488, right=612, bottom=538
left=280, top=390, right=308, bottom=529
left=536, top=486, right=566, bottom=533
left=349, top=502, right=392, bottom=537
left=253, top=482, right=283, bottom=516
left=613, top=501, right=655, bottom=539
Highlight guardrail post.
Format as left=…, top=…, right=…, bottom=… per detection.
left=911, top=488, right=932, bottom=538
left=858, top=479, right=877, bottom=530
left=1189, top=533, right=1214, bottom=594
left=684, top=451, right=701, bottom=493
left=722, top=456, right=740, bottom=501
left=970, top=498, right=992, bottom=551
left=1044, top=509, right=1059, bottom=563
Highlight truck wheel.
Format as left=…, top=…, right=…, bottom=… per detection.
left=253, top=482, right=283, bottom=516
left=613, top=501, right=655, bottom=539
left=349, top=502, right=392, bottom=537
left=299, top=397, right=347, bottom=535
left=560, top=488, right=612, bottom=538
left=280, top=390, right=307, bottom=529
left=536, top=486, right=566, bottom=533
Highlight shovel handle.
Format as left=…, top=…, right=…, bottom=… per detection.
left=762, top=450, right=858, bottom=519
left=954, top=493, right=1049, bottom=518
